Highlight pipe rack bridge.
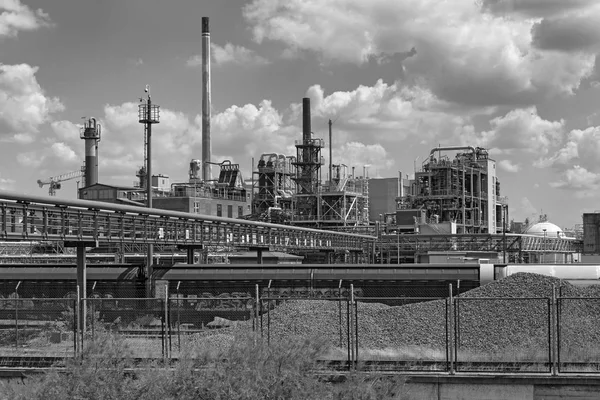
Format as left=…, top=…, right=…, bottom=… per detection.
left=375, top=233, right=580, bottom=260
left=0, top=191, right=375, bottom=253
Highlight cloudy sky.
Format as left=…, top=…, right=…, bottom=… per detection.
left=2, top=0, right=600, bottom=228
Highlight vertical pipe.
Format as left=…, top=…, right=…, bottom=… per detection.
left=202, top=17, right=212, bottom=182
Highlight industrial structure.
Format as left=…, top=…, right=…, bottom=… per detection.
left=252, top=154, right=295, bottom=220
left=24, top=14, right=587, bottom=270
left=395, top=146, right=508, bottom=234
left=249, top=97, right=370, bottom=229
left=80, top=117, right=101, bottom=188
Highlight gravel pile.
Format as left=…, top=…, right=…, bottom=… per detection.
left=258, top=273, right=600, bottom=355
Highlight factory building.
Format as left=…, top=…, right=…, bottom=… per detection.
left=153, top=161, right=251, bottom=217
left=369, top=174, right=413, bottom=223
left=396, top=146, right=508, bottom=234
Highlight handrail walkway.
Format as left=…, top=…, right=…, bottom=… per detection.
left=0, top=191, right=375, bottom=252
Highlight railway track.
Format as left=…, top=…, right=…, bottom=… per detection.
left=0, top=355, right=598, bottom=374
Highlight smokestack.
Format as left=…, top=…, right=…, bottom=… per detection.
left=81, top=117, right=100, bottom=188
left=302, top=97, right=311, bottom=144
left=202, top=16, right=212, bottom=182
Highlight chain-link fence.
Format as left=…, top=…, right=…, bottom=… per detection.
left=0, top=298, right=76, bottom=361
left=3, top=285, right=600, bottom=375
left=354, top=296, right=449, bottom=372
left=557, top=297, right=600, bottom=374
left=454, top=297, right=551, bottom=373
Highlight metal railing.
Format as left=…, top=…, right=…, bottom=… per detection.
left=0, top=190, right=375, bottom=252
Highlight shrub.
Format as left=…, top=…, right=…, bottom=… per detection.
left=0, top=332, right=405, bottom=399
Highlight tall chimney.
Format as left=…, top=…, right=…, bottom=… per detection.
left=202, top=16, right=212, bottom=182
left=81, top=117, right=100, bottom=188
left=302, top=97, right=311, bottom=145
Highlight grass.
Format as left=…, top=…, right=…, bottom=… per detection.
left=0, top=331, right=406, bottom=400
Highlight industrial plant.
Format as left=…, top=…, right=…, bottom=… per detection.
left=4, top=13, right=600, bottom=385
left=21, top=15, right=585, bottom=269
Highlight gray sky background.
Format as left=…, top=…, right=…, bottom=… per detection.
left=2, top=0, right=600, bottom=228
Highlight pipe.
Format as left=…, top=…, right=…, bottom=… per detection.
left=201, top=16, right=212, bottom=182
left=429, top=146, right=476, bottom=160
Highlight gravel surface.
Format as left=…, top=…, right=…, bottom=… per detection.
left=254, top=273, right=600, bottom=358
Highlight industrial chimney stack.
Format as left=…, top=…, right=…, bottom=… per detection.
left=201, top=16, right=212, bottom=182
left=80, top=117, right=101, bottom=187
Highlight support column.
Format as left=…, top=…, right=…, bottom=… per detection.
left=178, top=244, right=204, bottom=265
left=187, top=247, right=194, bottom=264
left=249, top=246, right=268, bottom=265
left=76, top=246, right=87, bottom=336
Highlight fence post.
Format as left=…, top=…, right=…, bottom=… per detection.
left=448, top=283, right=455, bottom=375
left=352, top=283, right=358, bottom=369
left=255, top=284, right=260, bottom=339
left=14, top=281, right=21, bottom=349
left=76, top=285, right=81, bottom=357
left=164, top=285, right=169, bottom=364
left=338, top=279, right=343, bottom=348
left=551, top=284, right=557, bottom=376
left=177, top=281, right=181, bottom=352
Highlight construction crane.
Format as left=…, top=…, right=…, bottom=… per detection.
left=37, top=168, right=85, bottom=196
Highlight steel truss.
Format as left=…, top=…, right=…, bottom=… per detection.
left=0, top=191, right=374, bottom=253
left=375, top=233, right=580, bottom=260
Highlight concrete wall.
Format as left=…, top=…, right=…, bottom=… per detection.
left=401, top=376, right=600, bottom=400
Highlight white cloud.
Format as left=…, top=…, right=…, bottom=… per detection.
left=303, top=79, right=484, bottom=149
left=51, top=120, right=80, bottom=141
left=537, top=126, right=600, bottom=196
left=498, top=160, right=521, bottom=173
left=450, top=107, right=563, bottom=162
left=50, top=142, right=78, bottom=163
left=0, top=0, right=52, bottom=37
left=549, top=165, right=600, bottom=198
left=537, top=126, right=600, bottom=170
left=0, top=63, right=63, bottom=142
left=187, top=43, right=270, bottom=67
left=0, top=172, right=15, bottom=190
left=244, top=0, right=597, bottom=106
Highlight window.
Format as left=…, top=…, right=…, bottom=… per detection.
left=217, top=204, right=222, bottom=217
left=227, top=205, right=233, bottom=218
left=193, top=201, right=200, bottom=213
left=238, top=206, right=243, bottom=217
